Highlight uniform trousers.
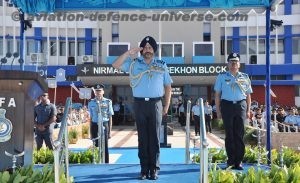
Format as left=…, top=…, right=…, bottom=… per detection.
left=91, top=122, right=109, bottom=163
left=205, top=114, right=212, bottom=133
left=35, top=124, right=54, bottom=150
left=220, top=99, right=246, bottom=166
left=134, top=99, right=162, bottom=174
left=193, top=115, right=200, bottom=135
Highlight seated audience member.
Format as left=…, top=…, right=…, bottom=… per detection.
left=284, top=107, right=298, bottom=132
left=275, top=107, right=286, bottom=132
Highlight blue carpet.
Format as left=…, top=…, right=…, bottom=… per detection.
left=69, top=164, right=200, bottom=183
left=69, top=163, right=270, bottom=183
left=70, top=147, right=196, bottom=164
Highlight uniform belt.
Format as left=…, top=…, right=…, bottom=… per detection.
left=222, top=99, right=245, bottom=104
left=134, top=97, right=162, bottom=101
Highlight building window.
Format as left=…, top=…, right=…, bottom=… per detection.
left=193, top=42, right=214, bottom=56
left=59, top=41, right=66, bottom=56
left=0, top=38, right=3, bottom=55
left=292, top=37, right=300, bottom=54
left=50, top=41, right=57, bottom=56
left=292, top=0, right=300, bottom=4
left=174, top=44, right=182, bottom=57
left=155, top=42, right=184, bottom=57
left=112, top=23, right=119, bottom=34
left=69, top=41, right=75, bottom=57
left=78, top=41, right=85, bottom=56
left=239, top=39, right=247, bottom=54
left=203, top=34, right=211, bottom=41
left=107, top=42, right=130, bottom=56
left=220, top=39, right=232, bottom=55
left=41, top=41, right=46, bottom=54
left=270, top=39, right=284, bottom=54
left=92, top=41, right=102, bottom=57
left=295, top=86, right=300, bottom=97
left=6, top=39, right=13, bottom=54
left=161, top=44, right=172, bottom=57
left=248, top=39, right=257, bottom=54
left=26, top=40, right=35, bottom=55
left=239, top=38, right=259, bottom=55
left=258, top=39, right=265, bottom=54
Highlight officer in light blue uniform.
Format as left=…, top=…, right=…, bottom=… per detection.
left=112, top=36, right=172, bottom=180
left=214, top=52, right=253, bottom=170
left=88, top=84, right=114, bottom=163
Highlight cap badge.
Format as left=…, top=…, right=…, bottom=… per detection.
left=146, top=37, right=149, bottom=41
left=233, top=53, right=237, bottom=57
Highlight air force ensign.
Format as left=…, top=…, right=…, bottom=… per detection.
left=0, top=108, right=13, bottom=142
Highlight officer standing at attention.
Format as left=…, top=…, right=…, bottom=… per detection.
left=88, top=84, right=114, bottom=163
left=214, top=53, right=252, bottom=170
left=191, top=99, right=201, bottom=136
left=34, top=92, right=57, bottom=150
left=112, top=36, right=172, bottom=180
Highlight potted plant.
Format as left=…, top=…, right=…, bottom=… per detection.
left=81, top=125, right=89, bottom=139
left=68, top=128, right=78, bottom=144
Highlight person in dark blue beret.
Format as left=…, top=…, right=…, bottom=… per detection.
left=88, top=84, right=114, bottom=163
left=112, top=36, right=173, bottom=180
left=214, top=52, right=253, bottom=170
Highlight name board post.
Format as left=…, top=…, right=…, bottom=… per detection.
left=0, top=71, right=47, bottom=171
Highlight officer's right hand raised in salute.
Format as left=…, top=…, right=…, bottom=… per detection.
left=112, top=47, right=143, bottom=69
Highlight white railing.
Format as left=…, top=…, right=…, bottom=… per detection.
left=184, top=98, right=208, bottom=183
left=198, top=98, right=209, bottom=183
left=185, top=100, right=191, bottom=164
left=53, top=97, right=72, bottom=183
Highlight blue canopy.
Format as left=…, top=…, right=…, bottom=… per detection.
left=11, top=0, right=271, bottom=14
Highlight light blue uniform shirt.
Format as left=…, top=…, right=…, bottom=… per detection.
left=88, top=97, right=114, bottom=124
left=296, top=115, right=300, bottom=126
left=284, top=115, right=298, bottom=125
left=192, top=105, right=201, bottom=116
left=121, top=57, right=173, bottom=98
left=214, top=71, right=253, bottom=101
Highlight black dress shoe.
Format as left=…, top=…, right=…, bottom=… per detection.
left=234, top=165, right=244, bottom=170
left=149, top=169, right=158, bottom=180
left=139, top=173, right=148, bottom=180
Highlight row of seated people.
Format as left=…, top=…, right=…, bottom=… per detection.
left=249, top=106, right=300, bottom=132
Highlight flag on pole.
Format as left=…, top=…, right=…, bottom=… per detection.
left=47, top=78, right=57, bottom=88
left=264, top=84, right=277, bottom=98
left=70, top=82, right=80, bottom=94
left=79, top=88, right=92, bottom=99
left=56, top=68, right=66, bottom=82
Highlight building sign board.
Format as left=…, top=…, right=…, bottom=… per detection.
left=77, top=64, right=245, bottom=76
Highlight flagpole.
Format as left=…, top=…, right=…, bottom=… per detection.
left=54, top=87, right=57, bottom=106
left=70, top=84, right=73, bottom=101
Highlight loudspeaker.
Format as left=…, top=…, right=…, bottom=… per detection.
left=68, top=57, right=75, bottom=65
left=250, top=55, right=257, bottom=64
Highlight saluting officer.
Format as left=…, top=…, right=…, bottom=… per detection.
left=112, top=36, right=172, bottom=180
left=88, top=84, right=114, bottom=163
left=214, top=52, right=253, bottom=170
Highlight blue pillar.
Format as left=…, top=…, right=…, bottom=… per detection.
left=284, top=0, right=293, bottom=80
left=34, top=27, right=42, bottom=52
left=232, top=27, right=240, bottom=53
left=85, top=28, right=92, bottom=55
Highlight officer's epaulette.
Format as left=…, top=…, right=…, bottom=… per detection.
left=239, top=72, right=249, bottom=77
left=155, top=59, right=165, bottom=65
